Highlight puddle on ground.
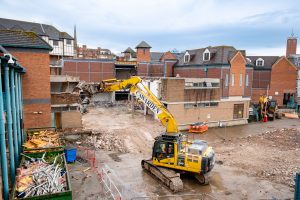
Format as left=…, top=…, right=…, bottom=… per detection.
left=108, top=153, right=123, bottom=162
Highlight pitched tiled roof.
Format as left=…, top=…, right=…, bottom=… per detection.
left=136, top=41, right=151, bottom=48
left=247, top=56, right=279, bottom=69
left=123, top=47, right=136, bottom=58
left=150, top=52, right=164, bottom=61
left=0, top=18, right=73, bottom=40
left=173, top=52, right=184, bottom=60
left=59, top=32, right=73, bottom=39
left=123, top=47, right=135, bottom=53
left=0, top=30, right=52, bottom=50
left=178, top=46, right=240, bottom=65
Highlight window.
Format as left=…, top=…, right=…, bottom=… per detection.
left=245, top=74, right=249, bottom=87
left=143, top=49, right=146, bottom=54
left=233, top=104, right=244, bottom=119
left=66, top=39, right=72, bottom=45
left=231, top=74, right=235, bottom=86
left=210, top=102, right=219, bottom=107
left=225, top=74, right=229, bottom=87
left=185, top=82, right=193, bottom=87
left=155, top=142, right=174, bottom=159
left=184, top=102, right=219, bottom=109
left=239, top=74, right=243, bottom=86
left=184, top=55, right=190, bottom=63
left=184, top=51, right=190, bottom=63
left=203, top=49, right=210, bottom=61
left=53, top=40, right=59, bottom=46
left=256, top=58, right=264, bottom=66
left=204, top=53, right=210, bottom=60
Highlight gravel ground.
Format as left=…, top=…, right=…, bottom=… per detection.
left=214, top=128, right=300, bottom=189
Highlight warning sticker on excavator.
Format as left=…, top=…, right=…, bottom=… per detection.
left=135, top=90, right=162, bottom=115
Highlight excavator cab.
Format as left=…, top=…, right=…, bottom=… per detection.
left=151, top=134, right=215, bottom=180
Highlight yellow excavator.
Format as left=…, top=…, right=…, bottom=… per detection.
left=98, top=76, right=215, bottom=192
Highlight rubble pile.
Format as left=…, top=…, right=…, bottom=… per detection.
left=215, top=128, right=300, bottom=188
left=16, top=153, right=67, bottom=198
left=23, top=130, right=60, bottom=150
left=83, top=131, right=128, bottom=153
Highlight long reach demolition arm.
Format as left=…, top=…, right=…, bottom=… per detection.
left=99, top=76, right=179, bottom=133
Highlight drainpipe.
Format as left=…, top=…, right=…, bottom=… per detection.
left=15, top=72, right=21, bottom=152
left=164, top=61, right=166, bottom=77
left=0, top=58, right=9, bottom=200
left=18, top=73, right=24, bottom=144
left=10, top=67, right=19, bottom=164
left=4, top=59, right=16, bottom=183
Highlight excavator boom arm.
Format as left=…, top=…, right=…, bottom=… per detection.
left=100, top=77, right=179, bottom=133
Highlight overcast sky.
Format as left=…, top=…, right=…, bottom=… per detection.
left=1, top=0, right=299, bottom=55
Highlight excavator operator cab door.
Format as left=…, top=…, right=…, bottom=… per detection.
left=153, top=140, right=175, bottom=165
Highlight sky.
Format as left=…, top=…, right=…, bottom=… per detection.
left=0, top=0, right=300, bottom=56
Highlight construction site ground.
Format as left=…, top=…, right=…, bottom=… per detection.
left=68, top=105, right=299, bottom=200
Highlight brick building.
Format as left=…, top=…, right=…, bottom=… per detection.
left=248, top=35, right=298, bottom=106
left=286, top=34, right=300, bottom=106
left=76, top=45, right=114, bottom=59
left=61, top=43, right=251, bottom=125
left=158, top=77, right=249, bottom=127
left=166, top=46, right=251, bottom=125
left=0, top=30, right=52, bottom=128
left=0, top=18, right=74, bottom=65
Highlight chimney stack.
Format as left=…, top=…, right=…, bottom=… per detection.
left=286, top=33, right=297, bottom=57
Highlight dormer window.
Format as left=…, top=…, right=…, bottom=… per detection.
left=203, top=49, right=210, bottom=61
left=256, top=58, right=264, bottom=67
left=184, top=51, right=190, bottom=63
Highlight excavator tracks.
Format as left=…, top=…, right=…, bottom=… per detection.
left=141, top=160, right=183, bottom=192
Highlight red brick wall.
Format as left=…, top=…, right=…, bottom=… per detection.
left=252, top=70, right=271, bottom=88
left=286, top=38, right=297, bottom=57
left=11, top=51, right=51, bottom=128
left=221, top=68, right=230, bottom=97
left=166, top=61, right=176, bottom=77
left=137, top=63, right=148, bottom=76
left=207, top=68, right=221, bottom=78
left=63, top=60, right=115, bottom=82
left=136, top=48, right=150, bottom=62
left=269, top=57, right=297, bottom=105
left=137, top=63, right=166, bottom=77
left=161, top=51, right=176, bottom=61
left=244, top=68, right=253, bottom=97
left=173, top=68, right=206, bottom=78
left=229, top=52, right=246, bottom=96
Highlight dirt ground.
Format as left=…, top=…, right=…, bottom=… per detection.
left=73, top=105, right=299, bottom=199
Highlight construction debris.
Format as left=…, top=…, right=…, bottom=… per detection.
left=83, top=132, right=128, bottom=153
left=74, top=81, right=99, bottom=95
left=16, top=153, right=67, bottom=198
left=23, top=130, right=60, bottom=150
left=216, top=128, right=300, bottom=188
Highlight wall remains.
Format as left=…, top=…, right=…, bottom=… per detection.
left=63, top=60, right=115, bottom=82
left=51, top=93, right=79, bottom=105
left=10, top=50, right=51, bottom=128
left=61, top=111, right=82, bottom=129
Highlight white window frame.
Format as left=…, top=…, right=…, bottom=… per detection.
left=184, top=51, right=190, bottom=63
left=239, top=74, right=243, bottom=86
left=245, top=74, right=249, bottom=87
left=225, top=74, right=229, bottom=87
left=231, top=74, right=235, bottom=86
left=203, top=49, right=210, bottom=61
left=256, top=58, right=264, bottom=67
